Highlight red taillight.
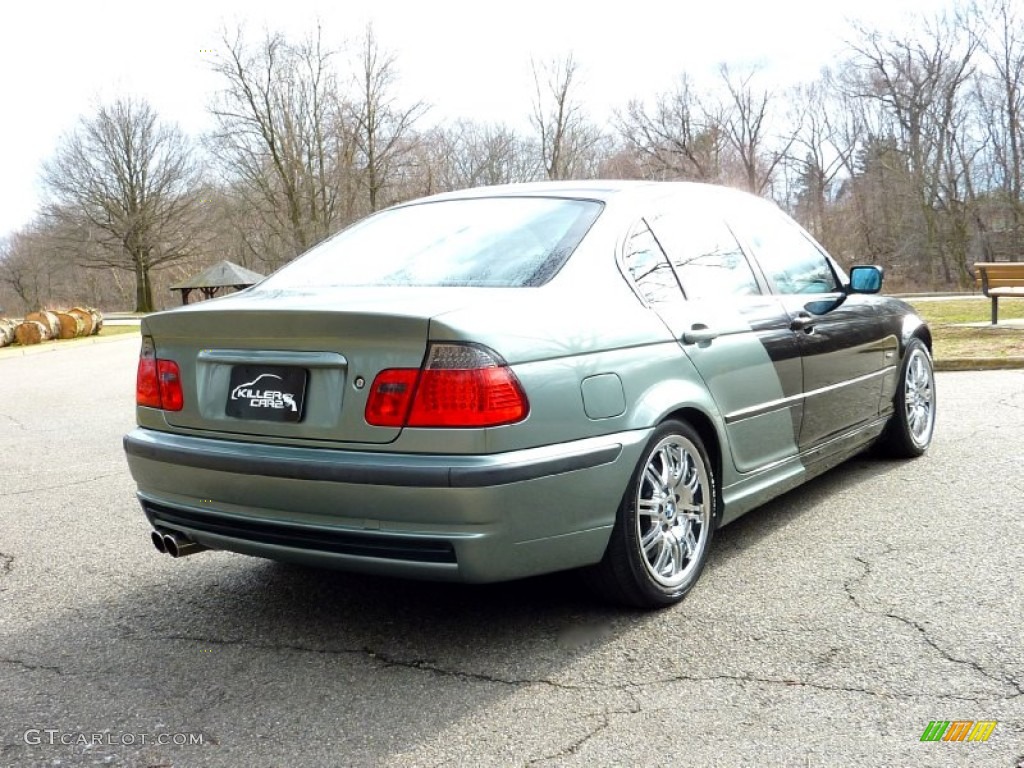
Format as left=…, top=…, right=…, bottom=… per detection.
left=136, top=338, right=161, bottom=408
left=408, top=367, right=526, bottom=426
left=136, top=337, right=183, bottom=411
left=364, top=344, right=528, bottom=428
left=157, top=359, right=183, bottom=411
left=364, top=368, right=419, bottom=426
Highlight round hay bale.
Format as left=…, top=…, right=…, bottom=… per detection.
left=55, top=311, right=85, bottom=339
left=14, top=320, right=48, bottom=346
left=24, top=310, right=59, bottom=339
left=68, top=307, right=95, bottom=336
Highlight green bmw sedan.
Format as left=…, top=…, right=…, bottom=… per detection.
left=124, top=181, right=935, bottom=608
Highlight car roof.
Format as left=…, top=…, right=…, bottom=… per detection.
left=404, top=179, right=763, bottom=207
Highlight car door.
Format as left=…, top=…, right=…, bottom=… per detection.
left=728, top=201, right=895, bottom=450
left=624, top=209, right=803, bottom=475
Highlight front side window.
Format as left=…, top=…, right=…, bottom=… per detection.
left=648, top=211, right=761, bottom=300
left=259, top=197, right=603, bottom=289
left=735, top=204, right=840, bottom=295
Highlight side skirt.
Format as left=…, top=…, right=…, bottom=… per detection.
left=718, top=414, right=891, bottom=526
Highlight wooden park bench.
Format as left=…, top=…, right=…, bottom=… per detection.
left=974, top=262, right=1024, bottom=324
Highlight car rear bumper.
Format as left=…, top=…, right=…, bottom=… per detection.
left=124, top=427, right=650, bottom=582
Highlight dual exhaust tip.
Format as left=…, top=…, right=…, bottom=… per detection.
left=151, top=528, right=208, bottom=558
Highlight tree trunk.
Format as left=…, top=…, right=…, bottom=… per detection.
left=134, top=260, right=154, bottom=313
left=24, top=310, right=60, bottom=338
left=14, top=321, right=49, bottom=345
left=0, top=319, right=18, bottom=347
left=55, top=311, right=86, bottom=339
left=68, top=307, right=96, bottom=336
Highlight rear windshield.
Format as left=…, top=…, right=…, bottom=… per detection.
left=260, top=197, right=603, bottom=289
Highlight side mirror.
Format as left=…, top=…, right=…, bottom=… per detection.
left=849, top=265, right=883, bottom=294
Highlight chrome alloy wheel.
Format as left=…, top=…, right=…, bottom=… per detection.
left=904, top=347, right=935, bottom=447
left=635, top=435, right=712, bottom=588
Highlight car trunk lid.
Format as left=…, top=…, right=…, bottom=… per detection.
left=142, top=288, right=467, bottom=444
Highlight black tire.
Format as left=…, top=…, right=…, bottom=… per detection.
left=588, top=420, right=717, bottom=608
left=878, top=338, right=936, bottom=458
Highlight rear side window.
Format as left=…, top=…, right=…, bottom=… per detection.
left=260, top=198, right=603, bottom=288
left=648, top=212, right=761, bottom=300
left=623, top=224, right=682, bottom=304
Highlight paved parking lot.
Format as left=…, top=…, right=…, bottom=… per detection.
left=1, top=336, right=1021, bottom=767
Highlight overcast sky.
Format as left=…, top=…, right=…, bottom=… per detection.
left=0, top=0, right=950, bottom=240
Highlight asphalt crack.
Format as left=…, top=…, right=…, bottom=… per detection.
left=843, top=549, right=1023, bottom=701
left=0, top=551, right=12, bottom=578
left=0, top=657, right=62, bottom=675
left=0, top=472, right=122, bottom=498
left=161, top=634, right=535, bottom=686
left=526, top=687, right=640, bottom=766
left=842, top=544, right=895, bottom=609
left=367, top=648, right=533, bottom=687
left=882, top=611, right=1024, bottom=699
left=158, top=633, right=1000, bottom=702
left=646, top=671, right=999, bottom=702
left=844, top=557, right=871, bottom=608
left=526, top=714, right=611, bottom=766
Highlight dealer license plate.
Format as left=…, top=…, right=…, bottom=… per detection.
left=225, top=365, right=307, bottom=423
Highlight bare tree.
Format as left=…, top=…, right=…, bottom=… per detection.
left=783, top=70, right=865, bottom=252
left=615, top=74, right=726, bottom=181
left=617, top=66, right=794, bottom=194
left=717, top=65, right=796, bottom=195
left=348, top=24, right=427, bottom=212
left=415, top=120, right=541, bottom=194
left=845, top=12, right=980, bottom=285
left=0, top=217, right=147, bottom=313
left=40, top=97, right=204, bottom=312
left=208, top=25, right=352, bottom=267
left=0, top=230, right=51, bottom=311
left=530, top=54, right=602, bottom=180
left=973, top=0, right=1024, bottom=257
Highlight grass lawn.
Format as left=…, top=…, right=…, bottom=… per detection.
left=906, top=298, right=1024, bottom=360
left=97, top=325, right=140, bottom=338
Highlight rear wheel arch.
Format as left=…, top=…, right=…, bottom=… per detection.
left=588, top=416, right=718, bottom=608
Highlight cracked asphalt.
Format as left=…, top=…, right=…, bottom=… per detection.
left=1, top=336, right=1022, bottom=768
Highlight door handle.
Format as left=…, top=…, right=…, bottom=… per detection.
left=682, top=324, right=720, bottom=344
left=790, top=312, right=815, bottom=332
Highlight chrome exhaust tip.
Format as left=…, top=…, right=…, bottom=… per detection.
left=151, top=528, right=208, bottom=558
left=163, top=531, right=208, bottom=558
left=151, top=529, right=168, bottom=554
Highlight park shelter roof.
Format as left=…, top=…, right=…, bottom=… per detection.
left=170, top=260, right=265, bottom=290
